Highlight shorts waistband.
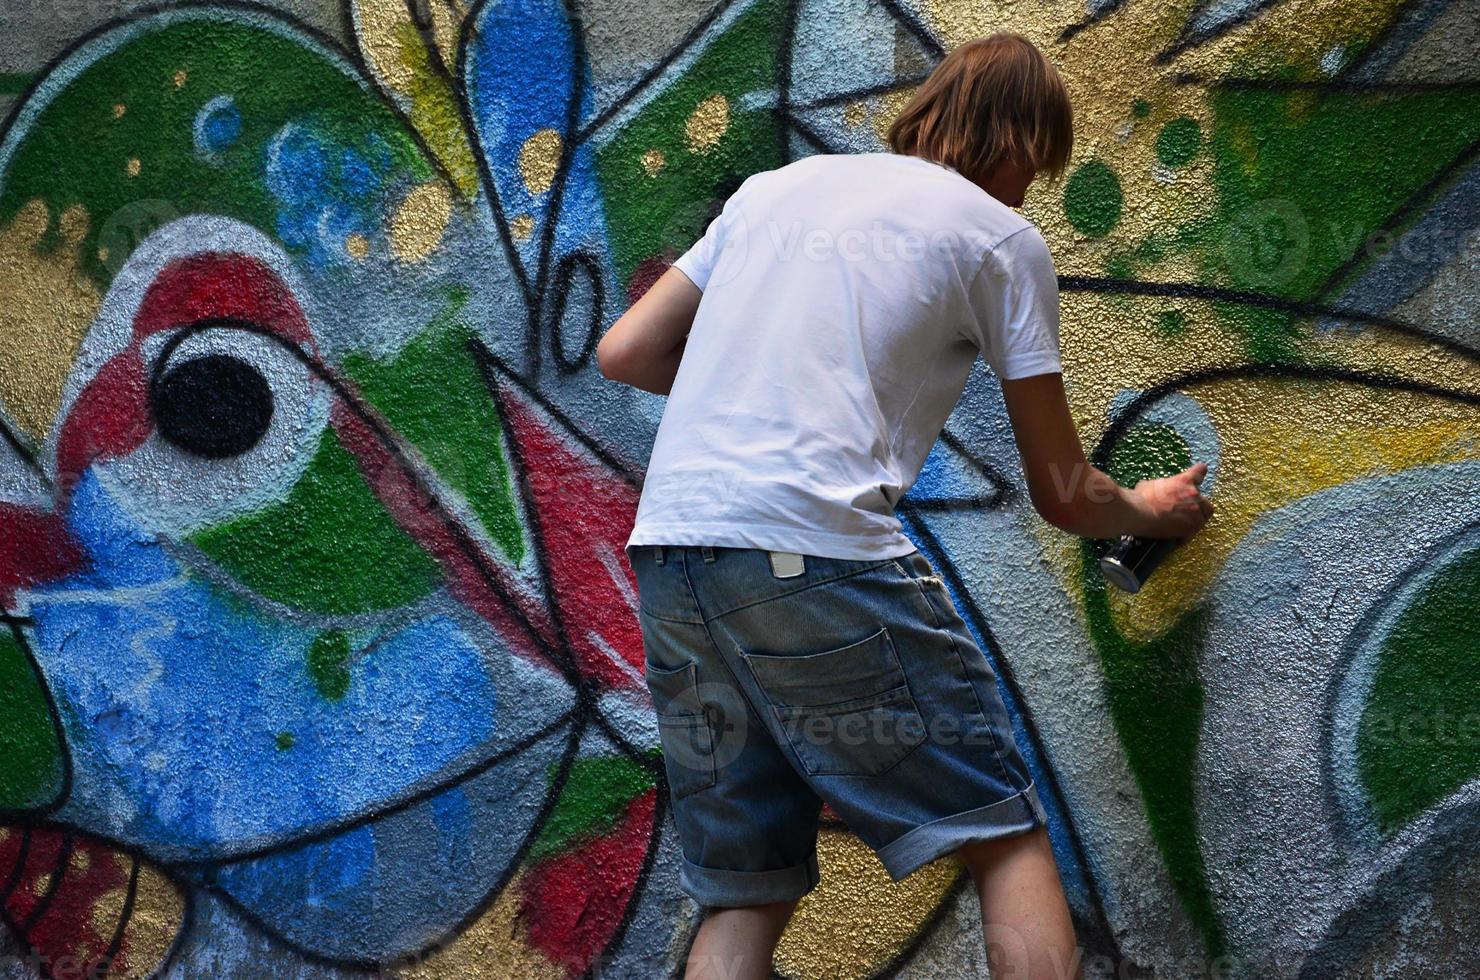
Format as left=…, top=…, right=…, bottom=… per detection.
left=645, top=544, right=805, bottom=577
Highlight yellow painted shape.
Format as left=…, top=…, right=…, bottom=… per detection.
left=686, top=95, right=730, bottom=154
left=0, top=199, right=101, bottom=442
left=117, top=861, right=187, bottom=978
left=345, top=233, right=371, bottom=260
left=351, top=0, right=480, bottom=197
left=642, top=148, right=667, bottom=177
left=869, top=89, right=912, bottom=145
left=390, top=869, right=567, bottom=980
left=1172, top=0, right=1408, bottom=78
left=1089, top=384, right=1480, bottom=642
left=511, top=214, right=535, bottom=241
left=520, top=128, right=562, bottom=196
left=390, top=181, right=453, bottom=262
left=913, top=0, right=1405, bottom=299
left=775, top=829, right=963, bottom=980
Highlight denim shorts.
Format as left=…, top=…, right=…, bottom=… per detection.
left=625, top=542, right=1048, bottom=908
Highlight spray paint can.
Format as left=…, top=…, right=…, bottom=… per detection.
left=1099, top=534, right=1183, bottom=594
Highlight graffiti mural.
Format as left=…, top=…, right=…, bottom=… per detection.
left=0, top=0, right=1477, bottom=976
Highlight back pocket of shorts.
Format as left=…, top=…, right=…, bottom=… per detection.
left=741, top=626, right=927, bottom=777
left=645, top=659, right=717, bottom=799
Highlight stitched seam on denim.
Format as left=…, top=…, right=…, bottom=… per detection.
left=890, top=559, right=1017, bottom=792
left=683, top=553, right=790, bottom=779
left=773, top=684, right=912, bottom=717
left=637, top=604, right=705, bottom=625
left=682, top=855, right=816, bottom=879
left=703, top=558, right=900, bottom=622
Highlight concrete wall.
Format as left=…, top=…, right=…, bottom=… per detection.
left=1, top=0, right=1477, bottom=976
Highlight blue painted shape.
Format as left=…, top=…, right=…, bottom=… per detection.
left=210, top=725, right=569, bottom=960
left=26, top=469, right=509, bottom=859
left=263, top=116, right=413, bottom=268
left=905, top=438, right=1010, bottom=505
left=464, top=0, right=612, bottom=275
left=194, top=95, right=243, bottom=163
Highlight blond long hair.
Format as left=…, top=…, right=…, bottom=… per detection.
left=886, top=33, right=1074, bottom=185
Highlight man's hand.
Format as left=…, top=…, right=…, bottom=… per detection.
left=1128, top=462, right=1215, bottom=539
left=596, top=266, right=703, bottom=395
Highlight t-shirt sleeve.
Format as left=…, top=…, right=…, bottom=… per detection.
left=669, top=176, right=754, bottom=291
left=962, top=226, right=1064, bottom=380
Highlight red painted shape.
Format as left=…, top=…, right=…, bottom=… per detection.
left=519, top=789, right=657, bottom=976
left=53, top=349, right=152, bottom=498
left=0, top=506, right=85, bottom=609
left=626, top=257, right=671, bottom=307
left=493, top=380, right=645, bottom=690
left=329, top=401, right=561, bottom=672
left=1, top=828, right=171, bottom=979
left=131, top=253, right=311, bottom=347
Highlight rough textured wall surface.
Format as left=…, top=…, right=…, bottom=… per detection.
left=0, top=0, right=1477, bottom=977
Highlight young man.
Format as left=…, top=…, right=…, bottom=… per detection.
left=600, top=32, right=1213, bottom=980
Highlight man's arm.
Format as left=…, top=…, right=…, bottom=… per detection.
left=999, top=371, right=1212, bottom=539
left=596, top=266, right=703, bottom=395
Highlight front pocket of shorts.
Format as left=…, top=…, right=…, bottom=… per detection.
left=742, top=626, right=928, bottom=777
left=645, top=659, right=717, bottom=799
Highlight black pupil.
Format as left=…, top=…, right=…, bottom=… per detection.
left=152, top=353, right=274, bottom=459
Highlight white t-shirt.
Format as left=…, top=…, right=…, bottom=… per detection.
left=625, top=151, right=1064, bottom=560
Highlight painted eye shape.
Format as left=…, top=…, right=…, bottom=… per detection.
left=150, top=352, right=274, bottom=460
left=100, top=317, right=328, bottom=535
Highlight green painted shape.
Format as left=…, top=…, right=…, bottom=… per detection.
left=1077, top=439, right=1222, bottom=955
left=1157, top=309, right=1189, bottom=337
left=0, top=17, right=428, bottom=286
left=0, top=73, right=32, bottom=95
left=1132, top=98, right=1152, bottom=120
left=191, top=428, right=442, bottom=615
left=341, top=290, right=525, bottom=564
left=0, top=627, right=63, bottom=809
left=1080, top=546, right=1225, bottom=959
left=1105, top=70, right=1480, bottom=364
left=529, top=755, right=657, bottom=861
left=595, top=0, right=787, bottom=288
left=308, top=630, right=352, bottom=702
left=1063, top=160, right=1123, bottom=238
left=1156, top=117, right=1201, bottom=168
left=276, top=730, right=294, bottom=751
left=1203, top=82, right=1480, bottom=302
left=1358, top=545, right=1480, bottom=831
left=1106, top=424, right=1192, bottom=488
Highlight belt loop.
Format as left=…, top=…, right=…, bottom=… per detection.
left=654, top=545, right=665, bottom=565
left=701, top=545, right=715, bottom=563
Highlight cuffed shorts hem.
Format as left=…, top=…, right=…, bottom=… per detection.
left=678, top=850, right=822, bottom=908
left=876, top=779, right=1050, bottom=881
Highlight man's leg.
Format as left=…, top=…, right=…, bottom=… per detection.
left=958, top=826, right=1083, bottom=980
left=684, top=899, right=799, bottom=980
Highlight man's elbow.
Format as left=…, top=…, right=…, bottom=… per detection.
left=595, top=336, right=628, bottom=382
left=1028, top=488, right=1087, bottom=536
